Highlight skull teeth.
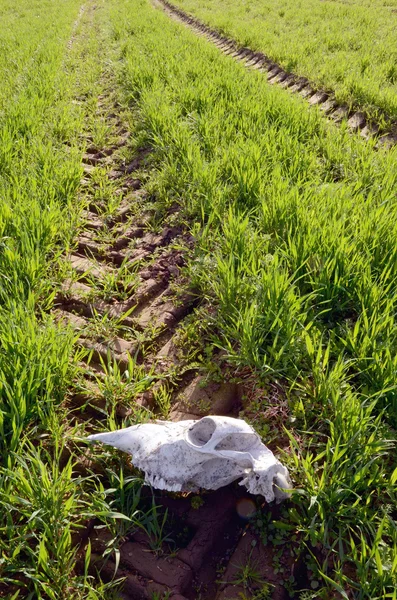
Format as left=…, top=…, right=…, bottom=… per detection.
left=145, top=472, right=182, bottom=492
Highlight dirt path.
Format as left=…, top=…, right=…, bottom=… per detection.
left=59, top=132, right=298, bottom=599
left=58, top=78, right=295, bottom=600
left=49, top=1, right=305, bottom=598
left=54, top=5, right=295, bottom=600
left=153, top=0, right=397, bottom=149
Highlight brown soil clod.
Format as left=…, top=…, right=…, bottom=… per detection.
left=267, top=66, right=282, bottom=80
left=288, top=77, right=309, bottom=93
left=299, top=85, right=315, bottom=99
left=170, top=377, right=241, bottom=420
left=279, top=73, right=297, bottom=88
left=320, top=97, right=337, bottom=114
left=78, top=337, right=139, bottom=371
left=308, top=90, right=328, bottom=105
left=347, top=111, right=366, bottom=131
left=272, top=71, right=289, bottom=84
left=69, top=254, right=114, bottom=281
left=360, top=122, right=380, bottom=140
left=89, top=486, right=255, bottom=599
left=329, top=104, right=350, bottom=122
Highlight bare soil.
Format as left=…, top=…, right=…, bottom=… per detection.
left=55, top=80, right=304, bottom=600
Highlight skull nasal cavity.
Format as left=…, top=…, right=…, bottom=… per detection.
left=187, top=419, right=217, bottom=446
left=215, top=433, right=257, bottom=451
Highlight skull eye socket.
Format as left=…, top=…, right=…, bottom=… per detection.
left=187, top=418, right=217, bottom=447
left=215, top=433, right=257, bottom=451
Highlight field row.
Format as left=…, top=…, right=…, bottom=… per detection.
left=0, top=1, right=125, bottom=597
left=55, top=104, right=253, bottom=599
left=170, top=0, right=397, bottom=121
left=159, top=0, right=397, bottom=147
left=116, top=0, right=397, bottom=596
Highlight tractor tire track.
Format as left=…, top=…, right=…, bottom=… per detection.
left=65, top=115, right=297, bottom=598
left=59, top=79, right=291, bottom=600
left=155, top=0, right=397, bottom=149
left=57, top=4, right=299, bottom=597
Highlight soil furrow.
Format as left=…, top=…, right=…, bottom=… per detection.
left=57, top=65, right=295, bottom=600
left=48, top=3, right=301, bottom=596
left=154, top=0, right=397, bottom=149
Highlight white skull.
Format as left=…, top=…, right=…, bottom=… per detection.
left=87, top=416, right=292, bottom=503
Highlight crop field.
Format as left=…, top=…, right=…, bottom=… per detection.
left=170, top=0, right=397, bottom=122
left=1, top=0, right=397, bottom=599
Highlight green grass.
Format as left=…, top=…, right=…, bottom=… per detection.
left=0, top=1, right=145, bottom=596
left=1, top=0, right=397, bottom=598
left=0, top=1, right=188, bottom=596
left=170, top=0, right=397, bottom=121
left=0, top=0, right=83, bottom=461
left=108, top=0, right=397, bottom=596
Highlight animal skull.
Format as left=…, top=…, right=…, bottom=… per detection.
left=87, top=416, right=292, bottom=502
